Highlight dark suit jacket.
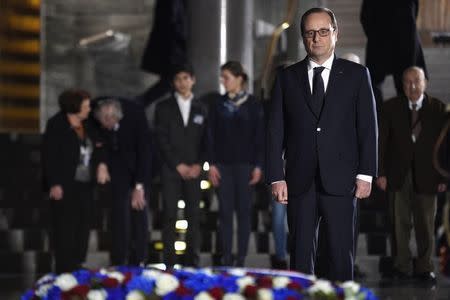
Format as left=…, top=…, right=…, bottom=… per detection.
left=266, top=57, right=378, bottom=196
left=379, top=94, right=446, bottom=193
left=360, top=0, right=427, bottom=79
left=42, top=112, right=101, bottom=191
left=94, top=98, right=151, bottom=188
left=208, top=94, right=264, bottom=168
left=154, top=96, right=209, bottom=170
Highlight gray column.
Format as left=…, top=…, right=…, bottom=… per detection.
left=188, top=0, right=222, bottom=95
left=188, top=0, right=254, bottom=95
left=226, top=0, right=254, bottom=93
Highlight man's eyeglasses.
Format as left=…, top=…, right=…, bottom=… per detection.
left=302, top=28, right=334, bottom=39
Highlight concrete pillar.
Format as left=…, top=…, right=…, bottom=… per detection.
left=188, top=0, right=254, bottom=95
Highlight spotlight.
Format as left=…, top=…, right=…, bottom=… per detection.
left=154, top=241, right=163, bottom=250
left=174, top=241, right=186, bottom=251
left=203, top=162, right=210, bottom=171
left=201, top=180, right=211, bottom=190
left=176, top=220, right=188, bottom=230
left=178, top=200, right=186, bottom=209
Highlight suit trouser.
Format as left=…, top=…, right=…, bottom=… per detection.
left=51, top=181, right=92, bottom=273
left=287, top=177, right=356, bottom=282
left=110, top=181, right=149, bottom=265
left=391, top=171, right=437, bottom=274
left=161, top=166, right=201, bottom=267
left=216, top=164, right=253, bottom=265
left=315, top=200, right=361, bottom=278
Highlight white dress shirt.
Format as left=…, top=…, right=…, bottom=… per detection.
left=307, top=55, right=334, bottom=93
left=272, top=54, right=372, bottom=184
left=175, top=92, right=194, bottom=126
left=408, top=93, right=424, bottom=111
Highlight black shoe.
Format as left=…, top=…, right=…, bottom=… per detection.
left=392, top=269, right=411, bottom=282
left=415, top=272, right=437, bottom=285
left=271, top=256, right=288, bottom=270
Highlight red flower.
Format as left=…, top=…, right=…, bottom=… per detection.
left=123, top=272, right=132, bottom=284
left=61, top=284, right=90, bottom=299
left=209, top=287, right=224, bottom=300
left=175, top=283, right=192, bottom=296
left=102, top=277, right=119, bottom=288
left=257, top=276, right=272, bottom=288
left=243, top=285, right=258, bottom=298
left=287, top=282, right=302, bottom=290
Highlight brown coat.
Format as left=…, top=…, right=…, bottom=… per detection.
left=379, top=94, right=446, bottom=194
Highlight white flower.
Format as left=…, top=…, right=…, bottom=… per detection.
left=36, top=274, right=55, bottom=286
left=194, top=291, right=215, bottom=300
left=35, top=283, right=52, bottom=297
left=126, top=290, right=146, bottom=300
left=108, top=271, right=125, bottom=283
left=228, top=268, right=247, bottom=277
left=142, top=269, right=162, bottom=280
left=223, top=293, right=246, bottom=300
left=155, top=273, right=179, bottom=296
left=199, top=268, right=214, bottom=276
left=183, top=267, right=197, bottom=273
left=54, top=273, right=78, bottom=291
left=257, top=288, right=273, bottom=300
left=341, top=281, right=360, bottom=298
left=272, top=276, right=291, bottom=289
left=99, top=268, right=108, bottom=275
left=236, top=276, right=255, bottom=291
left=308, top=279, right=335, bottom=295
left=87, top=289, right=107, bottom=300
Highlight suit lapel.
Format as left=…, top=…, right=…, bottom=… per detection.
left=320, top=57, right=343, bottom=118
left=170, top=97, right=186, bottom=128
left=293, top=59, right=318, bottom=119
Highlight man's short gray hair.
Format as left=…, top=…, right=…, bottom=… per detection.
left=94, top=98, right=123, bottom=121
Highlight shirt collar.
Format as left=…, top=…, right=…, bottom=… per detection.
left=308, top=54, right=334, bottom=72
left=408, top=93, right=425, bottom=110
left=175, top=92, right=194, bottom=104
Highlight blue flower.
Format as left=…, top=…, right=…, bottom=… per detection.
left=73, top=269, right=92, bottom=285
left=116, top=266, right=143, bottom=276
left=20, top=289, right=34, bottom=300
left=163, top=291, right=177, bottom=300
left=106, top=287, right=125, bottom=300
left=42, top=286, right=61, bottom=300
left=183, top=273, right=219, bottom=293
left=358, top=287, right=379, bottom=300
left=273, top=288, right=303, bottom=300
left=216, top=276, right=239, bottom=293
left=126, top=275, right=154, bottom=295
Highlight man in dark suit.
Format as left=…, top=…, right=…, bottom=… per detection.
left=93, top=97, right=151, bottom=265
left=361, top=0, right=427, bottom=108
left=266, top=7, right=378, bottom=281
left=154, top=65, right=208, bottom=267
left=376, top=66, right=447, bottom=284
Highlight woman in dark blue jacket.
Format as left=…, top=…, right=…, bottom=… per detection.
left=208, top=61, right=264, bottom=266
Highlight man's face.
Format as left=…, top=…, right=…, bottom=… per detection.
left=302, top=12, right=338, bottom=64
left=173, top=71, right=195, bottom=96
left=403, top=69, right=427, bottom=102
left=98, top=106, right=119, bottom=130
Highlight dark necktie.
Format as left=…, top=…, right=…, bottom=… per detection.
left=411, top=103, right=421, bottom=142
left=312, top=66, right=325, bottom=116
